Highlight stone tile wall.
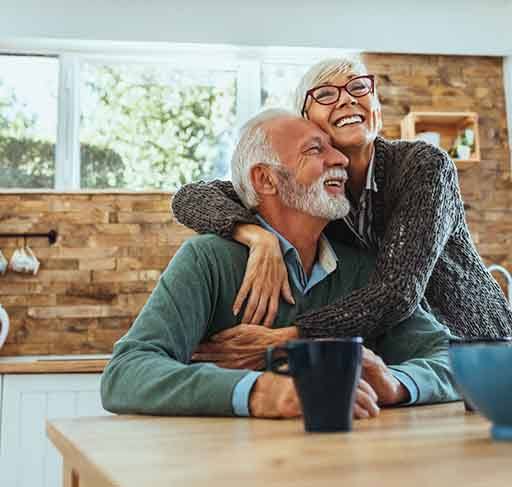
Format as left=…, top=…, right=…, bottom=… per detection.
left=0, top=192, right=194, bottom=355
left=0, top=53, right=511, bottom=356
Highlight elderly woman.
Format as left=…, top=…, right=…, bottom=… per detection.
left=171, top=56, right=512, bottom=342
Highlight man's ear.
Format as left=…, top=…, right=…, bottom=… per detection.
left=250, top=164, right=278, bottom=196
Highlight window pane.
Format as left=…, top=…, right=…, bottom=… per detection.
left=261, top=63, right=311, bottom=112
left=0, top=55, right=58, bottom=189
left=80, top=62, right=236, bottom=190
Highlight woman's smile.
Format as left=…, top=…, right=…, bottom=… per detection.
left=306, top=72, right=381, bottom=150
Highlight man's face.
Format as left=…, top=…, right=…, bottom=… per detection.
left=265, top=117, right=350, bottom=220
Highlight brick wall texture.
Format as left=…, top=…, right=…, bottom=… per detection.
left=0, top=53, right=511, bottom=356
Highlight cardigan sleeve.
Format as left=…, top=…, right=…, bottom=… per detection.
left=171, top=180, right=258, bottom=239
left=296, top=146, right=462, bottom=339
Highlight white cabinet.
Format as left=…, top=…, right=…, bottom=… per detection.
left=0, top=373, right=110, bottom=487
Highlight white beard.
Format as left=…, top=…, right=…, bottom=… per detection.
left=275, top=167, right=350, bottom=220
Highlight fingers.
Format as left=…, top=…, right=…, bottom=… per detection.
left=353, top=403, right=372, bottom=420
left=263, top=287, right=280, bottom=328
left=359, top=379, right=378, bottom=402
left=241, top=286, right=264, bottom=324
left=354, top=380, right=380, bottom=419
left=280, top=275, right=295, bottom=305
left=251, top=292, right=271, bottom=326
left=233, top=235, right=292, bottom=323
left=233, top=278, right=253, bottom=317
left=195, top=341, right=263, bottom=354
left=210, top=325, right=246, bottom=342
left=218, top=357, right=265, bottom=370
left=192, top=352, right=265, bottom=370
left=191, top=351, right=248, bottom=362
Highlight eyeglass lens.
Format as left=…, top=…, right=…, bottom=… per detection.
left=311, top=77, right=372, bottom=105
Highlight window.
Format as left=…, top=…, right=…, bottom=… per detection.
left=0, top=43, right=342, bottom=191
left=0, top=54, right=58, bottom=188
left=261, top=63, right=311, bottom=111
left=80, top=62, right=237, bottom=190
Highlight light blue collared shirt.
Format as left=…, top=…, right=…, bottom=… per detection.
left=343, top=148, right=380, bottom=250
left=232, top=214, right=418, bottom=416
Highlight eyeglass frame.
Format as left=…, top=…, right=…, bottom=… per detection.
left=301, top=75, right=375, bottom=118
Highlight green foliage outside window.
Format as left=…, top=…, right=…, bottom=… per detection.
left=80, top=65, right=236, bottom=190
left=0, top=81, right=55, bottom=188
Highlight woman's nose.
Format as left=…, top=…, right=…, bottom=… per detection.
left=335, top=89, right=357, bottom=108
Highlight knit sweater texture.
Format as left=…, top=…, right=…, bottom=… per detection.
left=171, top=137, right=512, bottom=340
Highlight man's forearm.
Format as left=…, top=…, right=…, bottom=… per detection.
left=388, top=354, right=460, bottom=405
left=101, top=340, right=251, bottom=416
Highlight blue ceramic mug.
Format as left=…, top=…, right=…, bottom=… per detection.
left=449, top=337, right=512, bottom=441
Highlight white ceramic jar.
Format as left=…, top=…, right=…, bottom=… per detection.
left=0, top=304, right=10, bottom=349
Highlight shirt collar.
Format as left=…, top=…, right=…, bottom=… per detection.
left=255, top=214, right=338, bottom=289
left=365, top=147, right=378, bottom=193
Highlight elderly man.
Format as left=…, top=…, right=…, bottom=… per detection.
left=101, top=109, right=458, bottom=419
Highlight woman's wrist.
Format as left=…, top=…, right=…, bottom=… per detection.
left=233, top=224, right=278, bottom=249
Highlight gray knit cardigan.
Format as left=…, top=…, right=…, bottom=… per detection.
left=171, top=137, right=512, bottom=339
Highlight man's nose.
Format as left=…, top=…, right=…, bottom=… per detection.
left=326, top=146, right=349, bottom=168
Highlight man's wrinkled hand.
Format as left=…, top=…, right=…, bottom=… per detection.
left=191, top=324, right=298, bottom=370
left=249, top=372, right=302, bottom=418
left=249, top=374, right=379, bottom=420
left=353, top=379, right=380, bottom=419
left=361, top=346, right=409, bottom=406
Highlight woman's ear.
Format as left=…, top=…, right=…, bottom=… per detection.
left=250, top=164, right=278, bottom=197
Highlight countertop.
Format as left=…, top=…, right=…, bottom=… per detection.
left=47, top=402, right=511, bottom=487
left=0, top=354, right=111, bottom=374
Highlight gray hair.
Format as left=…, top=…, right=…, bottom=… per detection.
left=231, top=108, right=296, bottom=209
left=293, top=55, right=368, bottom=118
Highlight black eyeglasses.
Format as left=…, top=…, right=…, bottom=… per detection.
left=301, top=75, right=375, bottom=118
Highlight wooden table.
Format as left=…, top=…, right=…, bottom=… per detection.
left=47, top=402, right=512, bottom=487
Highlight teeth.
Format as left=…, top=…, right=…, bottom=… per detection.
left=324, top=180, right=342, bottom=187
left=335, top=115, right=363, bottom=128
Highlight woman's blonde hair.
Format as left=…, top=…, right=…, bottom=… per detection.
left=294, top=55, right=369, bottom=118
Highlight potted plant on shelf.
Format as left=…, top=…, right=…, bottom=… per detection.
left=449, top=128, right=475, bottom=160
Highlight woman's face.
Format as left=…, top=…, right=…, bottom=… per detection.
left=305, top=72, right=382, bottom=152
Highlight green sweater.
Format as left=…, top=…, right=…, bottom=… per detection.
left=101, top=234, right=459, bottom=416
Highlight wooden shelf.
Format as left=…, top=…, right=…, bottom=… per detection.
left=452, top=159, right=479, bottom=171
left=400, top=111, right=480, bottom=170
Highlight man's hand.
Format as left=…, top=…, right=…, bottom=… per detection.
left=361, top=347, right=409, bottom=406
left=191, top=324, right=298, bottom=370
left=249, top=373, right=380, bottom=420
left=354, top=379, right=381, bottom=419
left=249, top=372, right=302, bottom=418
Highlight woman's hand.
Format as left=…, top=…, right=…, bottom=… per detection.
left=232, top=225, right=295, bottom=327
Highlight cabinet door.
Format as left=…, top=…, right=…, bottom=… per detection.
left=1, top=373, right=110, bottom=487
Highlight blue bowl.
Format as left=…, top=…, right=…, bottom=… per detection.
left=449, top=338, right=512, bottom=441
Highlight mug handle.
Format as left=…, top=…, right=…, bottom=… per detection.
left=266, top=346, right=291, bottom=376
